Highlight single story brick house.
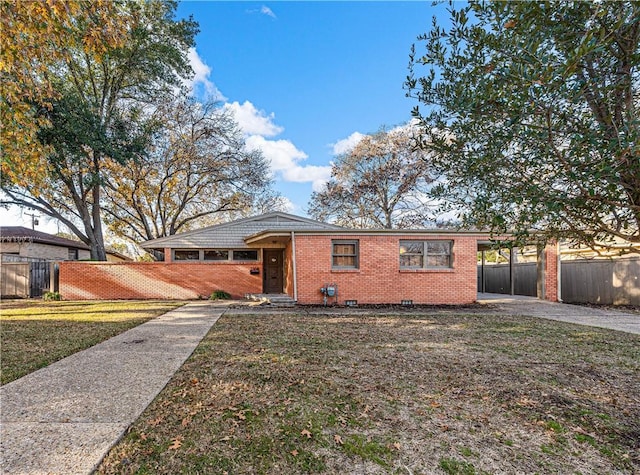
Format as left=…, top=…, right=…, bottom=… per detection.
left=59, top=212, right=559, bottom=303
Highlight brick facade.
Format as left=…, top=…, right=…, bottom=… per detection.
left=541, top=242, right=559, bottom=302
left=58, top=232, right=560, bottom=303
left=295, top=234, right=479, bottom=305
left=59, top=262, right=262, bottom=300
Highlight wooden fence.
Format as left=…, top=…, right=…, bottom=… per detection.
left=478, top=257, right=640, bottom=305
left=1, top=261, right=55, bottom=298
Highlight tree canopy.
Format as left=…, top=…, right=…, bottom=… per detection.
left=308, top=126, right=438, bottom=229
left=406, top=1, right=640, bottom=249
left=1, top=0, right=198, bottom=260
left=0, top=0, right=127, bottom=187
left=103, top=96, right=276, bottom=242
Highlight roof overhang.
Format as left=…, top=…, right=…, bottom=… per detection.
left=245, top=228, right=507, bottom=246
left=244, top=231, right=293, bottom=245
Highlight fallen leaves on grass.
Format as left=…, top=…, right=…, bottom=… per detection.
left=168, top=437, right=182, bottom=450
left=96, top=312, right=640, bottom=475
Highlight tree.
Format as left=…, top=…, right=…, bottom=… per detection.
left=308, top=126, right=437, bottom=229
left=1, top=0, right=198, bottom=260
left=0, top=0, right=127, bottom=187
left=102, top=95, right=277, bottom=242
left=406, top=1, right=640, bottom=249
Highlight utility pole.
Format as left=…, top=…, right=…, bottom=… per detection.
left=25, top=212, right=39, bottom=230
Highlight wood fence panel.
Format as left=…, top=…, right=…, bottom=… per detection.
left=1, top=263, right=29, bottom=298
left=477, top=263, right=537, bottom=297
left=479, top=258, right=640, bottom=305
left=561, top=258, right=640, bottom=305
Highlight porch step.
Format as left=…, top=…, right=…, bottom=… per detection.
left=244, top=293, right=296, bottom=307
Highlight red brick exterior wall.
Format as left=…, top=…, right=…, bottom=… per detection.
left=59, top=262, right=262, bottom=300
left=294, top=234, right=479, bottom=305
left=543, top=243, right=559, bottom=302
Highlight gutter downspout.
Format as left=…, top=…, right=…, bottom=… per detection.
left=291, top=231, right=298, bottom=302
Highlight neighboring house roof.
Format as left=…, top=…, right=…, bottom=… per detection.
left=0, top=226, right=90, bottom=250
left=141, top=212, right=344, bottom=250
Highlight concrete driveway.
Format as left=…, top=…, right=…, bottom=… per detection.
left=477, top=293, right=640, bottom=335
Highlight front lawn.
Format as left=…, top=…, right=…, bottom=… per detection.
left=98, top=311, right=640, bottom=474
left=0, top=300, right=183, bottom=384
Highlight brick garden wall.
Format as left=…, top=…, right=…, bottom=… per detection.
left=294, top=234, right=479, bottom=305
left=59, top=262, right=262, bottom=300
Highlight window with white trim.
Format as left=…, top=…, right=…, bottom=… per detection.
left=399, top=240, right=452, bottom=268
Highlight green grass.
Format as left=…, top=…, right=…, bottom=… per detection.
left=97, top=311, right=640, bottom=474
left=0, top=300, right=183, bottom=384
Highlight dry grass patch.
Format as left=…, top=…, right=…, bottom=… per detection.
left=98, top=312, right=640, bottom=474
left=1, top=300, right=183, bottom=384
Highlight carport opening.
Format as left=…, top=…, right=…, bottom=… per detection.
left=477, top=241, right=557, bottom=301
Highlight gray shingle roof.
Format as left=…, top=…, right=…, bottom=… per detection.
left=141, top=212, right=343, bottom=250
left=0, top=226, right=90, bottom=250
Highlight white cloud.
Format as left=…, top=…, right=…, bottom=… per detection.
left=246, top=5, right=277, bottom=19
left=220, top=99, right=332, bottom=193
left=224, top=101, right=284, bottom=137
left=331, top=131, right=365, bottom=155
left=245, top=135, right=331, bottom=192
left=186, top=48, right=225, bottom=100
left=261, top=5, right=277, bottom=18
left=246, top=135, right=307, bottom=171
left=283, top=165, right=332, bottom=192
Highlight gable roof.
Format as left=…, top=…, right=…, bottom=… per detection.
left=141, top=212, right=344, bottom=250
left=0, top=226, right=90, bottom=250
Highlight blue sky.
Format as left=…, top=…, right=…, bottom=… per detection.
left=177, top=0, right=450, bottom=214
left=3, top=0, right=451, bottom=233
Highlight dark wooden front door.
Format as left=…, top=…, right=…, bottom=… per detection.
left=263, top=249, right=284, bottom=293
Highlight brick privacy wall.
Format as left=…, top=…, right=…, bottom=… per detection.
left=294, top=234, right=479, bottom=305
left=59, top=262, right=262, bottom=300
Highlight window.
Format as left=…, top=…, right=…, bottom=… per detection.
left=68, top=249, right=78, bottom=260
left=399, top=240, right=452, bottom=268
left=174, top=250, right=200, bottom=261
left=232, top=250, right=258, bottom=261
left=204, top=250, right=229, bottom=261
left=332, top=240, right=359, bottom=269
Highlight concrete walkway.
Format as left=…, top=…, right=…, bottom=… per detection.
left=0, top=302, right=226, bottom=475
left=477, top=293, right=640, bottom=334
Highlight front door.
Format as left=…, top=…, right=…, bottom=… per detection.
left=263, top=249, right=284, bottom=293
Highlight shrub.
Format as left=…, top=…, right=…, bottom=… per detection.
left=43, top=291, right=62, bottom=301
left=210, top=290, right=231, bottom=300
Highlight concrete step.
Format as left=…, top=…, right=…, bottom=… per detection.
left=245, top=293, right=296, bottom=307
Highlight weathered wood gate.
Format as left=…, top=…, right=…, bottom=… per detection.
left=29, top=261, right=51, bottom=297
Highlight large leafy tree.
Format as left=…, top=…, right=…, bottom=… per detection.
left=0, top=0, right=126, bottom=186
left=102, top=96, right=278, bottom=242
left=308, top=126, right=437, bottom=229
left=1, top=0, right=197, bottom=260
left=406, top=1, right=640, bottom=248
